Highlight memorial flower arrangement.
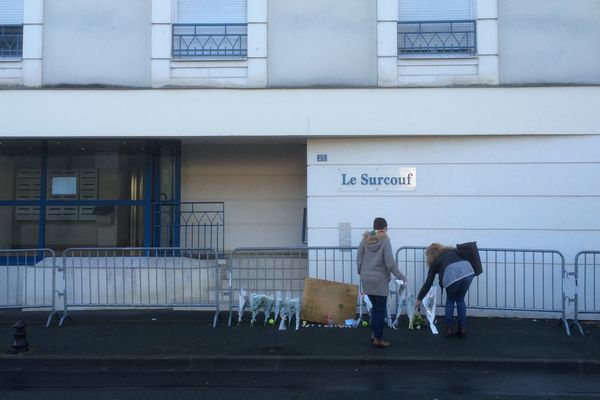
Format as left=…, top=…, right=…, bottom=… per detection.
left=411, top=313, right=426, bottom=330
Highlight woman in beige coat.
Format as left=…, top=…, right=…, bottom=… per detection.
left=357, top=217, right=406, bottom=348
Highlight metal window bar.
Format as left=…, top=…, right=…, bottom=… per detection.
left=227, top=247, right=359, bottom=326
left=172, top=23, right=247, bottom=58
left=0, top=249, right=58, bottom=327
left=0, top=25, right=23, bottom=58
left=395, top=246, right=570, bottom=334
left=153, top=202, right=224, bottom=256
left=572, top=251, right=600, bottom=335
left=397, top=20, right=476, bottom=55
left=60, top=247, right=221, bottom=327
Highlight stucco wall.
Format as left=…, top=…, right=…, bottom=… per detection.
left=499, top=0, right=600, bottom=84
left=307, top=135, right=600, bottom=262
left=43, top=0, right=151, bottom=87
left=181, top=142, right=307, bottom=250
left=2, top=88, right=600, bottom=137
left=268, top=0, right=377, bottom=87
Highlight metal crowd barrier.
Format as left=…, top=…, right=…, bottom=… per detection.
left=572, top=251, right=600, bottom=335
left=60, top=247, right=221, bottom=327
left=227, top=247, right=358, bottom=326
left=0, top=249, right=58, bottom=327
left=395, top=246, right=570, bottom=334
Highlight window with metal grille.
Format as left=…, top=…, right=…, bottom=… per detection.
left=0, top=0, right=23, bottom=58
left=173, top=0, right=247, bottom=59
left=398, top=0, right=476, bottom=55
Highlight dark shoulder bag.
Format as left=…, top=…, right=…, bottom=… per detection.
left=456, top=241, right=483, bottom=276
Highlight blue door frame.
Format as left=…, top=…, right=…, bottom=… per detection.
left=0, top=139, right=181, bottom=250
left=152, top=140, right=182, bottom=248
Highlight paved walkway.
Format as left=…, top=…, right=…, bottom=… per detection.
left=1, top=310, right=598, bottom=397
left=0, top=310, right=599, bottom=373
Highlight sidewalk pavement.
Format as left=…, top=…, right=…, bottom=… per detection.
left=0, top=310, right=599, bottom=374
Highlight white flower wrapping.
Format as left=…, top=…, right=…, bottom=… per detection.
left=361, top=291, right=373, bottom=314
left=250, top=293, right=274, bottom=326
left=405, top=294, right=417, bottom=329
left=275, top=291, right=301, bottom=330
left=237, top=289, right=301, bottom=329
left=422, top=287, right=439, bottom=334
left=238, top=288, right=250, bottom=325
left=361, top=280, right=407, bottom=329
left=390, top=279, right=406, bottom=329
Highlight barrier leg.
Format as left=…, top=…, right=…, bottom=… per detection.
left=45, top=311, right=59, bottom=328
left=573, top=319, right=584, bottom=336
left=58, top=309, right=70, bottom=327
left=213, top=309, right=219, bottom=328
left=561, top=317, right=571, bottom=336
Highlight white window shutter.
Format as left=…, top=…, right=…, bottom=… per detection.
left=399, top=0, right=474, bottom=21
left=0, top=0, right=23, bottom=24
left=177, top=0, right=247, bottom=24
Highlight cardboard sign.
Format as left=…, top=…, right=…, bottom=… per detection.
left=300, top=277, right=359, bottom=325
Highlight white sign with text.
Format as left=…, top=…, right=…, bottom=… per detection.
left=338, top=168, right=416, bottom=191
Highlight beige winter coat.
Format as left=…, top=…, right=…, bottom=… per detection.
left=357, top=231, right=406, bottom=297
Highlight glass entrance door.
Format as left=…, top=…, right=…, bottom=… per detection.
left=153, top=141, right=181, bottom=247
left=0, top=139, right=181, bottom=253
left=44, top=140, right=147, bottom=252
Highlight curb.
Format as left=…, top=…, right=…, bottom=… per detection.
left=2, top=355, right=600, bottom=374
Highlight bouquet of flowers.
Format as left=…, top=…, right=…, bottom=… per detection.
left=412, top=313, right=426, bottom=330
left=275, top=291, right=301, bottom=330
left=250, top=293, right=274, bottom=326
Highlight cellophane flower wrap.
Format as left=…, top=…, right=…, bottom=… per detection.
left=362, top=292, right=373, bottom=314
left=390, top=279, right=406, bottom=329
left=405, top=294, right=417, bottom=329
left=238, top=288, right=250, bottom=325
left=287, top=295, right=301, bottom=330
left=422, top=287, right=439, bottom=334
left=275, top=291, right=301, bottom=330
left=274, top=290, right=283, bottom=321
left=250, top=293, right=274, bottom=326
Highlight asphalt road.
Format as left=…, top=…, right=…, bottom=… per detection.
left=1, top=389, right=599, bottom=400
left=1, top=369, right=599, bottom=399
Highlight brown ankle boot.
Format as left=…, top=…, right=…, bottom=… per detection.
left=372, top=339, right=391, bottom=348
left=457, top=326, right=467, bottom=338
left=445, top=326, right=454, bottom=338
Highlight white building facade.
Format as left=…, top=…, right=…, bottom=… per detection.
left=0, top=0, right=599, bottom=318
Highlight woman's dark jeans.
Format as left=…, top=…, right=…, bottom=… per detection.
left=444, top=274, right=474, bottom=327
left=369, top=294, right=387, bottom=340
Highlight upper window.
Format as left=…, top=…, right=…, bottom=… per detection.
left=0, top=0, right=23, bottom=58
left=398, top=0, right=476, bottom=56
left=173, top=0, right=248, bottom=59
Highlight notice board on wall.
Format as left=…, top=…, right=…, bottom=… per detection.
left=300, top=277, right=358, bottom=325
